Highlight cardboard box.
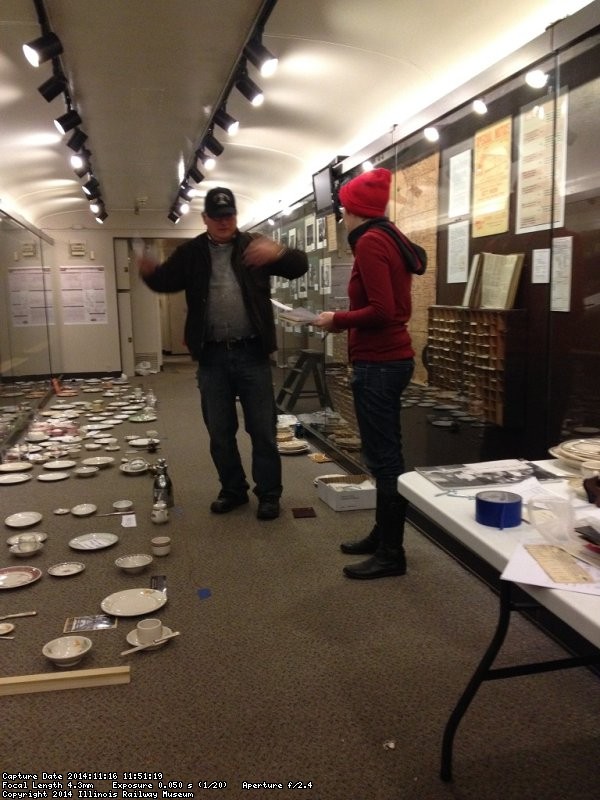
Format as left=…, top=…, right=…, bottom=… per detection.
left=316, top=474, right=376, bottom=511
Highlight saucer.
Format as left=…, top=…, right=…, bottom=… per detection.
left=126, top=625, right=173, bottom=650
left=70, top=503, right=97, bottom=516
left=4, top=511, right=43, bottom=528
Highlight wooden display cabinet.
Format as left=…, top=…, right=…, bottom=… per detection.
left=427, top=306, right=527, bottom=427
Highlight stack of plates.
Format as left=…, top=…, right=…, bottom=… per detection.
left=278, top=438, right=310, bottom=455
left=549, top=438, right=600, bottom=469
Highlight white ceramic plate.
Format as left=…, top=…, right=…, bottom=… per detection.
left=43, top=459, right=76, bottom=470
left=101, top=587, right=167, bottom=617
left=129, top=414, right=157, bottom=423
left=0, top=565, right=42, bottom=589
left=81, top=456, right=115, bottom=468
left=0, top=462, right=33, bottom=473
left=0, top=473, right=32, bottom=485
left=53, top=507, right=71, bottom=515
left=70, top=503, right=97, bottom=517
left=48, top=561, right=86, bottom=577
left=126, top=625, right=173, bottom=649
left=4, top=511, right=43, bottom=528
left=7, top=531, right=47, bottom=545
left=129, top=438, right=151, bottom=447
left=73, top=465, right=99, bottom=478
left=119, top=462, right=148, bottom=475
left=37, top=472, right=70, bottom=482
left=69, top=532, right=119, bottom=550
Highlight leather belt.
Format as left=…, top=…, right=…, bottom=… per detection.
left=205, top=336, right=259, bottom=350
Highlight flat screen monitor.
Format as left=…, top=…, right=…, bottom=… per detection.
left=312, top=165, right=334, bottom=213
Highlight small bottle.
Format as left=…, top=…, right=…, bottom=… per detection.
left=153, top=458, right=174, bottom=508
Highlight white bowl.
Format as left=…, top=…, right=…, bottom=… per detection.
left=42, top=635, right=92, bottom=667
left=115, top=553, right=153, bottom=573
left=73, top=465, right=99, bottom=478
left=10, top=542, right=44, bottom=557
left=112, top=499, right=133, bottom=512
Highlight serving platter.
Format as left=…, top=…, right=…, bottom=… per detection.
left=0, top=461, right=33, bottom=473
left=69, top=532, right=119, bottom=550
left=101, top=587, right=167, bottom=617
left=0, top=565, right=42, bottom=589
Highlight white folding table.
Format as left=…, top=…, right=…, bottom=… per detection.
left=398, top=462, right=600, bottom=781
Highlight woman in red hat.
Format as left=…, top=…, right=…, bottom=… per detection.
left=315, top=168, right=425, bottom=580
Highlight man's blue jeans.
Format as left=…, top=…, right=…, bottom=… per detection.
left=351, top=359, right=414, bottom=496
left=196, top=341, right=282, bottom=500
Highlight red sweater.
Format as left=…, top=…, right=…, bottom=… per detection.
left=333, top=224, right=415, bottom=362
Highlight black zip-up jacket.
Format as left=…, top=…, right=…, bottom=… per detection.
left=141, top=231, right=308, bottom=361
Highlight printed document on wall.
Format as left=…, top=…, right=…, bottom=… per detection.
left=59, top=265, right=107, bottom=324
left=550, top=236, right=573, bottom=312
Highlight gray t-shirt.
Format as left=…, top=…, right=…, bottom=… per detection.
left=205, top=241, right=255, bottom=341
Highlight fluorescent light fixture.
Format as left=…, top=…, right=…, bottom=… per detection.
left=235, top=74, right=264, bottom=107
left=23, top=32, right=63, bottom=67
left=472, top=98, right=487, bottom=115
left=424, top=126, right=440, bottom=142
left=525, top=69, right=548, bottom=89
left=38, top=73, right=67, bottom=102
left=244, top=41, right=278, bottom=78
left=214, top=108, right=239, bottom=136
left=54, top=109, right=82, bottom=135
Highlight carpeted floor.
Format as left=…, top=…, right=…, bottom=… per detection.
left=1, top=362, right=599, bottom=799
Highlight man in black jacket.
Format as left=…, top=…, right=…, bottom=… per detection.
left=137, top=187, right=308, bottom=520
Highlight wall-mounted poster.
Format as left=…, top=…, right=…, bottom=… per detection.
left=447, top=219, right=470, bottom=283
left=472, top=116, right=512, bottom=238
left=59, top=265, right=107, bottom=324
left=516, top=92, right=568, bottom=234
left=8, top=266, right=54, bottom=326
left=304, top=215, right=316, bottom=252
left=551, top=236, right=573, bottom=312
left=448, top=149, right=472, bottom=219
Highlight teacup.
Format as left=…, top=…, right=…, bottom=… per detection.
left=18, top=534, right=39, bottom=552
left=151, top=536, right=171, bottom=556
left=136, top=618, right=162, bottom=645
left=581, top=460, right=600, bottom=479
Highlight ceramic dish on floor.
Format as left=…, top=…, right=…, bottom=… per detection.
left=119, top=461, right=148, bottom=475
left=0, top=622, right=15, bottom=635
left=10, top=542, right=43, bottom=557
left=37, top=472, right=70, bottom=482
left=70, top=503, right=97, bottom=517
left=115, top=553, right=153, bottom=574
left=47, top=561, right=85, bottom=577
left=42, top=459, right=76, bottom=470
left=4, top=511, right=43, bottom=528
left=100, top=587, right=167, bottom=616
left=81, top=456, right=115, bottom=469
left=68, top=532, right=119, bottom=550
left=7, top=531, right=47, bottom=545
left=42, top=635, right=92, bottom=667
left=0, top=565, right=42, bottom=589
left=125, top=624, right=173, bottom=650
left=0, top=461, right=33, bottom=473
left=0, top=473, right=32, bottom=485
left=73, top=465, right=99, bottom=478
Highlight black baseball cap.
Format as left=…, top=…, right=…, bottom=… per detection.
left=204, top=187, right=237, bottom=218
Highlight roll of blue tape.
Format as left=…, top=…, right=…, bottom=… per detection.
left=475, top=490, right=522, bottom=529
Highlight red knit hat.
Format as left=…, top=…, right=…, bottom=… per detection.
left=338, top=168, right=392, bottom=217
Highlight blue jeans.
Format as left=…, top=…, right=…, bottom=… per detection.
left=351, top=359, right=414, bottom=495
left=196, top=341, right=282, bottom=499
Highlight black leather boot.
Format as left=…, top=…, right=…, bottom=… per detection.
left=339, top=525, right=379, bottom=555
left=343, top=491, right=408, bottom=580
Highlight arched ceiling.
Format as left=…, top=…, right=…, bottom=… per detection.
left=0, top=0, right=595, bottom=231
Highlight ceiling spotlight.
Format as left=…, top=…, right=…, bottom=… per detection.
left=235, top=73, right=264, bottom=107
left=188, top=165, right=204, bottom=183
left=424, top=126, right=440, bottom=142
left=23, top=32, right=63, bottom=67
left=82, top=177, right=100, bottom=199
left=214, top=108, right=239, bottom=136
left=95, top=209, right=108, bottom=224
left=472, top=98, right=488, bottom=115
left=178, top=201, right=191, bottom=215
left=244, top=40, right=278, bottom=78
left=179, top=183, right=196, bottom=201
left=66, top=129, right=88, bottom=152
left=89, top=200, right=102, bottom=215
left=37, top=73, right=67, bottom=102
left=54, top=109, right=82, bottom=135
left=195, top=150, right=216, bottom=170
left=525, top=69, right=549, bottom=89
left=70, top=148, right=91, bottom=171
left=203, top=133, right=224, bottom=157
left=168, top=210, right=180, bottom=224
